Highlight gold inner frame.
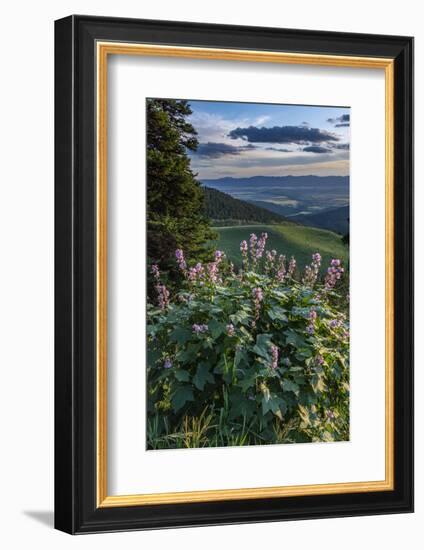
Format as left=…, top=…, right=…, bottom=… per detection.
left=96, top=42, right=395, bottom=508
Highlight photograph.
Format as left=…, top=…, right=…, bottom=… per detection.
left=52, top=12, right=413, bottom=536
left=146, top=98, right=351, bottom=450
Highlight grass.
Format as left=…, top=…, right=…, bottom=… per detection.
left=147, top=409, right=301, bottom=449
left=212, top=223, right=348, bottom=272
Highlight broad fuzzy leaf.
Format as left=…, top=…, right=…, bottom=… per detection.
left=171, top=386, right=194, bottom=413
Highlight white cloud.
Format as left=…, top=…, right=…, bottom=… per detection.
left=254, top=115, right=271, bottom=126
left=188, top=108, right=350, bottom=179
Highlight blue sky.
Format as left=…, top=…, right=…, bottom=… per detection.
left=186, top=100, right=350, bottom=179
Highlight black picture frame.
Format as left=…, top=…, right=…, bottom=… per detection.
left=55, top=14, right=414, bottom=534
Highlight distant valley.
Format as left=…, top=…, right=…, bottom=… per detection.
left=201, top=175, right=349, bottom=234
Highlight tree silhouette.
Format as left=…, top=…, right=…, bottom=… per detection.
left=146, top=98, right=215, bottom=273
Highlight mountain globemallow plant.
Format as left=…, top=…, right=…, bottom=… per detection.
left=147, top=233, right=349, bottom=449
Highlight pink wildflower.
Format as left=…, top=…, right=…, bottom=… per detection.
left=188, top=262, right=204, bottom=283
left=265, top=249, right=277, bottom=273
left=288, top=256, right=297, bottom=277
left=192, top=324, right=209, bottom=334
left=250, top=233, right=258, bottom=266
left=306, top=308, right=317, bottom=335
left=252, top=287, right=264, bottom=323
left=151, top=264, right=160, bottom=280
left=303, top=252, right=321, bottom=286
left=240, top=240, right=249, bottom=271
left=175, top=249, right=186, bottom=271
left=156, top=284, right=170, bottom=310
left=256, top=232, right=268, bottom=260
left=276, top=254, right=286, bottom=282
left=270, top=344, right=279, bottom=369
left=325, top=259, right=344, bottom=290
left=226, top=323, right=235, bottom=337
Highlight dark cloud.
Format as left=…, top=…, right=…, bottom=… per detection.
left=303, top=146, right=332, bottom=154
left=265, top=147, right=291, bottom=152
left=331, top=143, right=350, bottom=150
left=194, top=142, right=255, bottom=158
left=228, top=125, right=339, bottom=144
left=327, top=113, right=350, bottom=127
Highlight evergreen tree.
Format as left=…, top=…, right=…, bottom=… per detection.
left=202, top=186, right=286, bottom=225
left=146, top=98, right=216, bottom=272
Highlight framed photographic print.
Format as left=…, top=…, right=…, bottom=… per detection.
left=54, top=15, right=414, bottom=534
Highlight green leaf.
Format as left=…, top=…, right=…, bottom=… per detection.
left=171, top=386, right=194, bottom=413
left=271, top=289, right=290, bottom=301
left=174, top=369, right=190, bottom=382
left=253, top=333, right=272, bottom=359
left=279, top=398, right=288, bottom=416
left=295, top=348, right=313, bottom=359
left=146, top=308, right=163, bottom=317
left=237, top=368, right=257, bottom=392
left=146, top=324, right=157, bottom=336
left=230, top=310, right=250, bottom=325
left=193, top=363, right=214, bottom=391
left=299, top=391, right=318, bottom=406
left=234, top=348, right=249, bottom=369
left=268, top=307, right=288, bottom=322
left=213, top=358, right=225, bottom=374
left=176, top=343, right=200, bottom=364
left=208, top=319, right=226, bottom=339
left=147, top=348, right=161, bottom=368
left=169, top=327, right=192, bottom=345
left=285, top=330, right=308, bottom=349
left=311, top=374, right=326, bottom=393
left=229, top=389, right=256, bottom=420
left=282, top=379, right=300, bottom=396
left=261, top=395, right=284, bottom=416
left=293, top=374, right=306, bottom=385
left=239, top=326, right=254, bottom=341
left=256, top=333, right=272, bottom=346
left=252, top=345, right=269, bottom=359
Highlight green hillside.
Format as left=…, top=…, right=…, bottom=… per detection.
left=291, top=205, right=349, bottom=235
left=212, top=224, right=348, bottom=273
left=203, top=187, right=348, bottom=275
left=203, top=186, right=289, bottom=226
